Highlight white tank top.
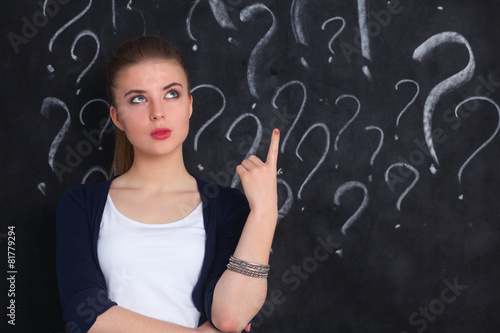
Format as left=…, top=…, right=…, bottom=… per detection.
left=97, top=195, right=206, bottom=328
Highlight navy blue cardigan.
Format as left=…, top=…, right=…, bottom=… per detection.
left=56, top=176, right=249, bottom=332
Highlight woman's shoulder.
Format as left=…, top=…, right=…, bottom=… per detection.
left=58, top=177, right=115, bottom=208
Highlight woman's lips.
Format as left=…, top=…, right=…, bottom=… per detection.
left=150, top=127, right=172, bottom=140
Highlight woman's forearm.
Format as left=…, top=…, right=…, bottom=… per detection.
left=211, top=207, right=278, bottom=332
left=89, top=305, right=199, bottom=333
left=212, top=129, right=280, bottom=332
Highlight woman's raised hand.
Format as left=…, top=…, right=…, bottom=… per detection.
left=236, top=129, right=280, bottom=214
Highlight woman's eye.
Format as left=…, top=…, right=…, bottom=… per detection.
left=165, top=90, right=179, bottom=99
left=131, top=95, right=146, bottom=103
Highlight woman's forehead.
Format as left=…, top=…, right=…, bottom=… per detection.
left=116, top=60, right=188, bottom=89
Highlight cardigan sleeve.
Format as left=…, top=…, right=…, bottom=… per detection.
left=56, top=185, right=117, bottom=333
left=202, top=187, right=250, bottom=328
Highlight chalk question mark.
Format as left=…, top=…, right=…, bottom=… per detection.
left=413, top=31, right=475, bottom=174
left=394, top=79, right=420, bottom=140
left=365, top=126, right=384, bottom=182
left=71, top=30, right=100, bottom=92
left=334, top=181, right=369, bottom=235
left=321, top=16, right=345, bottom=63
left=271, top=80, right=307, bottom=154
left=333, top=94, right=361, bottom=168
left=240, top=3, right=278, bottom=99
left=38, top=97, right=71, bottom=192
left=454, top=96, right=500, bottom=185
left=384, top=163, right=420, bottom=212
left=334, top=94, right=361, bottom=152
left=295, top=123, right=331, bottom=199
left=49, top=0, right=92, bottom=52
left=190, top=84, right=226, bottom=151
left=40, top=97, right=71, bottom=172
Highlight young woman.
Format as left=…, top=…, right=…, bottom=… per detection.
left=56, top=36, right=279, bottom=333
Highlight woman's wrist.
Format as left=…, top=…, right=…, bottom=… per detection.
left=248, top=205, right=278, bottom=222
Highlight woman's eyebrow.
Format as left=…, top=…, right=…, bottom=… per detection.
left=124, top=89, right=146, bottom=98
left=162, top=82, right=183, bottom=90
left=123, top=82, right=183, bottom=98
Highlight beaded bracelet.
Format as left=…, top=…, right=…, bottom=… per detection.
left=227, top=255, right=270, bottom=278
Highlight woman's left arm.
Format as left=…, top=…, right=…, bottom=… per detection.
left=211, top=129, right=280, bottom=333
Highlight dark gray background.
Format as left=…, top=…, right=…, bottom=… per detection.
left=1, top=0, right=499, bottom=332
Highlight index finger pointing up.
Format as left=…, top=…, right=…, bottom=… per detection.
left=266, top=128, right=280, bottom=167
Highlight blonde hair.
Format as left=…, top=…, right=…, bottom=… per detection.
left=106, top=35, right=189, bottom=177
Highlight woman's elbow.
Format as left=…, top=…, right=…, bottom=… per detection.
left=212, top=315, right=249, bottom=333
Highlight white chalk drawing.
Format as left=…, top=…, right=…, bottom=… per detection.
left=209, top=0, right=237, bottom=30
left=364, top=126, right=384, bottom=167
left=384, top=163, right=419, bottom=212
left=334, top=94, right=361, bottom=152
left=357, top=0, right=372, bottom=80
left=277, top=178, right=293, bottom=223
left=454, top=96, right=500, bottom=184
left=40, top=97, right=71, bottom=171
left=413, top=31, right=475, bottom=172
left=334, top=181, right=369, bottom=235
left=186, top=0, right=203, bottom=50
left=49, top=0, right=92, bottom=52
left=295, top=123, right=330, bottom=199
left=70, top=30, right=100, bottom=86
left=240, top=3, right=278, bottom=99
left=82, top=166, right=108, bottom=184
left=321, top=16, right=346, bottom=63
left=191, top=84, right=226, bottom=152
left=271, top=80, right=307, bottom=154
left=291, top=0, right=308, bottom=46
left=394, top=79, right=420, bottom=139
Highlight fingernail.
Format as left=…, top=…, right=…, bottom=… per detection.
left=274, top=128, right=279, bottom=135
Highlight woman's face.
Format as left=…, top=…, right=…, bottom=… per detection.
left=110, top=60, right=192, bottom=159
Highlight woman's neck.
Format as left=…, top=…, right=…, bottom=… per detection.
left=119, top=148, right=195, bottom=192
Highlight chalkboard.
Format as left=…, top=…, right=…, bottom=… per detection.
left=1, top=0, right=500, bottom=332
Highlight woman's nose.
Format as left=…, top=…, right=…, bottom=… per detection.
left=150, top=101, right=165, bottom=120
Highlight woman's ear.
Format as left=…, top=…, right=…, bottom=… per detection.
left=189, top=95, right=193, bottom=119
left=110, top=106, right=125, bottom=131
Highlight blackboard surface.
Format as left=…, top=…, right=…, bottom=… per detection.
left=1, top=1, right=500, bottom=332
